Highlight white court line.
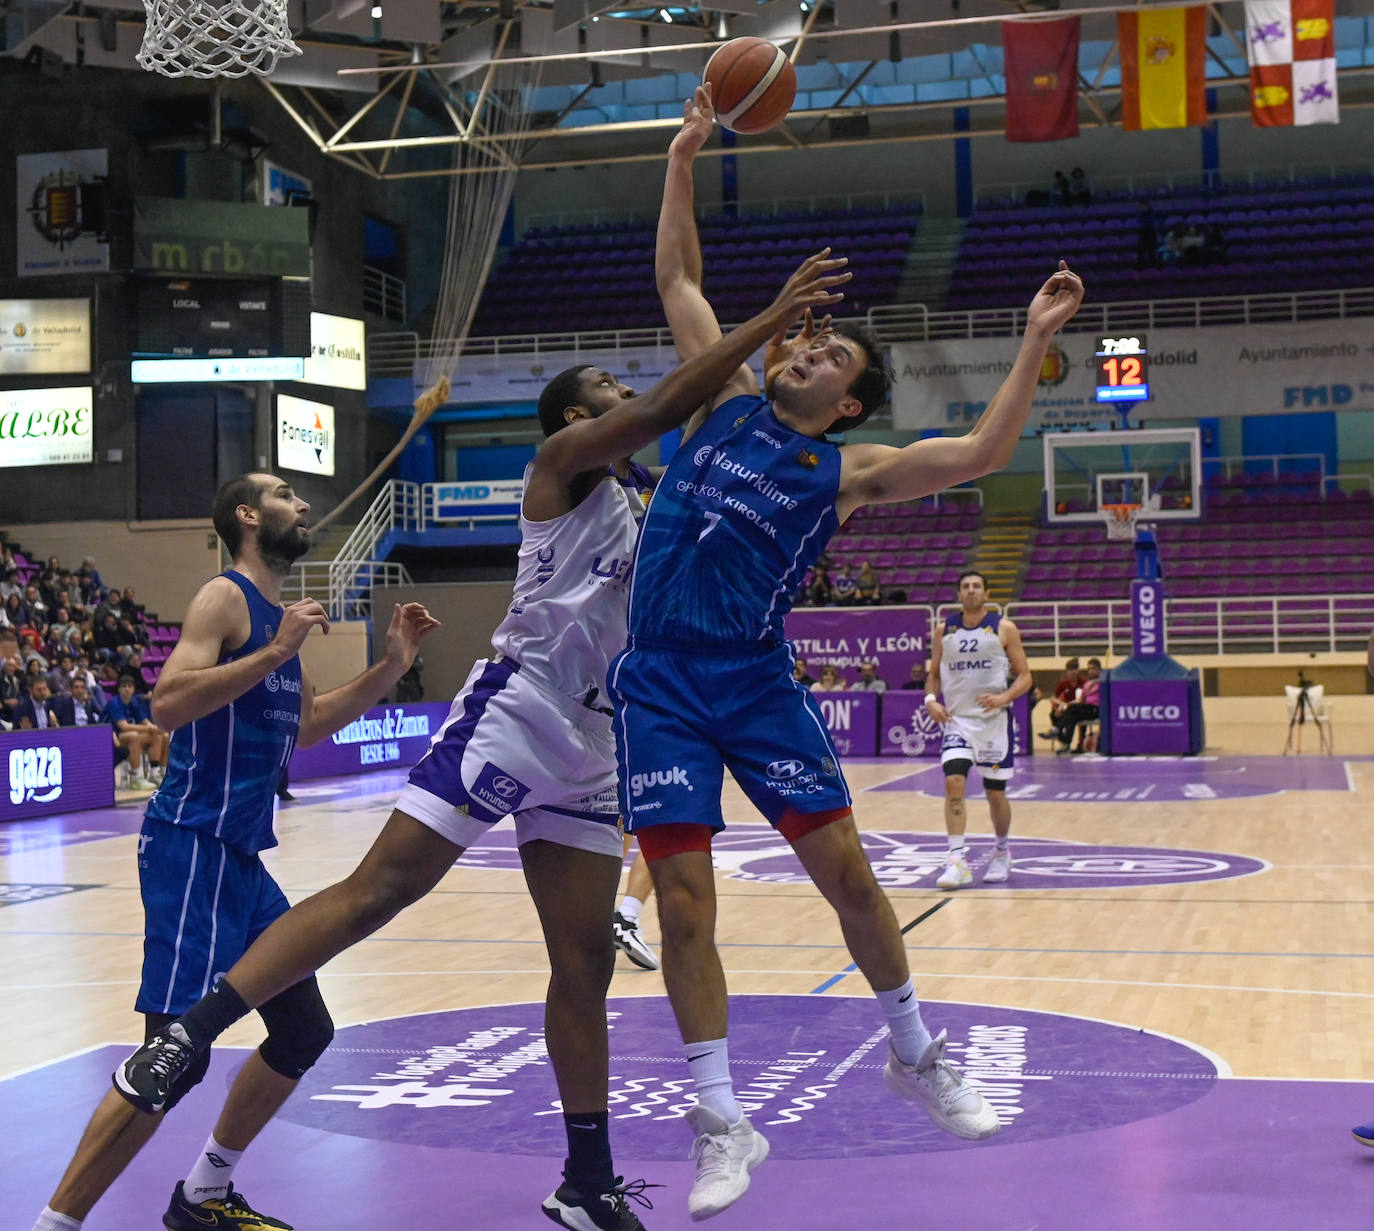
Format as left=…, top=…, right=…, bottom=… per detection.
left=0, top=1041, right=120, bottom=1083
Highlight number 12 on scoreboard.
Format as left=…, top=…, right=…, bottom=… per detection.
left=1095, top=334, right=1150, bottom=403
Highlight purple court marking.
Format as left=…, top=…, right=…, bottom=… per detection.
left=272, top=996, right=1218, bottom=1158
left=459, top=823, right=1266, bottom=890
left=874, top=753, right=1356, bottom=802
left=4, top=1045, right=1371, bottom=1228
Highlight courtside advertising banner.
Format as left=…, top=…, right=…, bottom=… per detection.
left=431, top=480, right=525, bottom=521
left=304, top=312, right=366, bottom=390
left=289, top=701, right=450, bottom=780
left=810, top=690, right=880, bottom=757
left=784, top=606, right=928, bottom=684
left=277, top=393, right=336, bottom=476
left=890, top=316, right=1374, bottom=430
left=0, top=299, right=90, bottom=375
left=16, top=149, right=110, bottom=277
left=1, top=725, right=114, bottom=821
left=1107, top=679, right=1191, bottom=754
left=880, top=691, right=1033, bottom=759
left=0, top=386, right=93, bottom=468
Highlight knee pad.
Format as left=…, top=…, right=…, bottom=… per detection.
left=256, top=977, right=334, bottom=1080
left=942, top=758, right=973, bottom=781
left=144, top=1013, right=212, bottom=1112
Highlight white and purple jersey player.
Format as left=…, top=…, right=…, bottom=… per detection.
left=609, top=394, right=853, bottom=832
left=937, top=609, right=1014, bottom=780
left=397, top=460, right=653, bottom=856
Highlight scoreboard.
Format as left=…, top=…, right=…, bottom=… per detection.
left=1095, top=334, right=1150, bottom=403
left=134, top=278, right=311, bottom=360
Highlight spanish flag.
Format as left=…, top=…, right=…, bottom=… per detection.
left=1118, top=6, right=1208, bottom=130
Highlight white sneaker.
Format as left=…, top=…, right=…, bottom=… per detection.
left=982, top=847, right=1012, bottom=883
left=116, top=762, right=132, bottom=789
left=935, top=850, right=972, bottom=890
left=884, top=1031, right=1001, bottom=1141
left=128, top=773, right=151, bottom=790
left=684, top=1105, right=770, bottom=1221
left=613, top=911, right=660, bottom=971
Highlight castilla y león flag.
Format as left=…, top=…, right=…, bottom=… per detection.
left=1003, top=17, right=1081, bottom=143
left=1118, top=6, right=1207, bottom=130
left=1245, top=0, right=1339, bottom=126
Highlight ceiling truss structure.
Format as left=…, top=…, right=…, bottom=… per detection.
left=9, top=0, right=1374, bottom=179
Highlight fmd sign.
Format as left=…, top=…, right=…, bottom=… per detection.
left=431, top=480, right=524, bottom=521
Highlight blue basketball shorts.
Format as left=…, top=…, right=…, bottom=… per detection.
left=608, top=643, right=853, bottom=831
left=136, top=818, right=290, bottom=1016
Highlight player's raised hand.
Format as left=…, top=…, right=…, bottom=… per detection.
left=670, top=83, right=716, bottom=159
left=384, top=602, right=442, bottom=669
left=272, top=599, right=331, bottom=656
left=764, top=307, right=834, bottom=395
left=766, top=249, right=852, bottom=329
left=1026, top=260, right=1085, bottom=337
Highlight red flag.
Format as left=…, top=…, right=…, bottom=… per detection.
left=1003, top=17, right=1081, bottom=143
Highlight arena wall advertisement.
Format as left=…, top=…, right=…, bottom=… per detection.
left=880, top=690, right=1033, bottom=759
left=890, top=316, right=1374, bottom=430
left=1, top=726, right=114, bottom=822
left=289, top=702, right=448, bottom=780
left=784, top=606, right=928, bottom=684
left=810, top=690, right=880, bottom=756
left=1104, top=678, right=1192, bottom=755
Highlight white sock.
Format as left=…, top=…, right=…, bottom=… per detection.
left=947, top=835, right=966, bottom=853
left=995, top=836, right=1009, bottom=852
left=183, top=1135, right=244, bottom=1204
left=876, top=980, right=934, bottom=1067
left=32, top=1208, right=81, bottom=1231
left=618, top=895, right=643, bottom=925
left=685, top=1038, right=742, bottom=1123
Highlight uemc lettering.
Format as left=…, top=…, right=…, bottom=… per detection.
left=1117, top=704, right=1182, bottom=721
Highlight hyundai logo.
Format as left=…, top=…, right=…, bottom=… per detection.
left=767, top=759, right=804, bottom=780
left=491, top=775, right=521, bottom=798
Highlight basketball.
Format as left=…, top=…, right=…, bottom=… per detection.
left=703, top=37, right=797, bottom=134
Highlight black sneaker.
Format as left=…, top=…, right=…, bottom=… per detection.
left=542, top=1176, right=658, bottom=1230
left=163, top=1181, right=293, bottom=1230
left=113, top=1021, right=202, bottom=1113
left=612, top=911, right=660, bottom=971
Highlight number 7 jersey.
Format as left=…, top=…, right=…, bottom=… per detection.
left=627, top=395, right=842, bottom=650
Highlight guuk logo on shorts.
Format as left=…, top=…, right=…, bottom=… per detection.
left=629, top=766, right=692, bottom=798
left=470, top=762, right=531, bottom=814
left=767, top=759, right=805, bottom=780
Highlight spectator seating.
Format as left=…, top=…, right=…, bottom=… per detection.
left=949, top=173, right=1374, bottom=311
left=470, top=202, right=922, bottom=336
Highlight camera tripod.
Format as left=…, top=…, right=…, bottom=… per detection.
left=1283, top=678, right=1332, bottom=755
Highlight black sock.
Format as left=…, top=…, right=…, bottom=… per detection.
left=563, top=1111, right=614, bottom=1194
left=178, top=978, right=251, bottom=1048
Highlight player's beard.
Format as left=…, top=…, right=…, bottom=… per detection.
left=258, top=515, right=311, bottom=573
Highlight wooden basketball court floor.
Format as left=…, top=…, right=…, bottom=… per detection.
left=2, top=743, right=1371, bottom=1229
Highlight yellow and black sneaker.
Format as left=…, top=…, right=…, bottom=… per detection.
left=162, top=1182, right=293, bottom=1230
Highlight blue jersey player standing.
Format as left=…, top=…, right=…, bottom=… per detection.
left=30, top=473, right=438, bottom=1231
left=611, top=85, right=1086, bottom=1221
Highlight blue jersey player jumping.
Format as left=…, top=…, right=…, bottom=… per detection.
left=609, top=84, right=1087, bottom=1221
left=30, top=473, right=438, bottom=1231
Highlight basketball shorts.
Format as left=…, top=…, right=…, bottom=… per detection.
left=397, top=656, right=623, bottom=859
left=608, top=643, right=852, bottom=831
left=137, top=819, right=290, bottom=1016
left=941, top=710, right=1015, bottom=780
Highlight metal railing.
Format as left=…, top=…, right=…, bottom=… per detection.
left=363, top=265, right=407, bottom=324
left=1003, top=594, right=1374, bottom=658
left=367, top=285, right=1374, bottom=377
left=523, top=190, right=925, bottom=233
left=1210, top=453, right=1327, bottom=481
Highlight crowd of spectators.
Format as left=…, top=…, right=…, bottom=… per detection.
left=792, top=658, right=931, bottom=693
left=0, top=542, right=171, bottom=788
left=802, top=559, right=886, bottom=607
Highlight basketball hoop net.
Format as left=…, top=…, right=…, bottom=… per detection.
left=1101, top=502, right=1143, bottom=541
left=137, top=0, right=300, bottom=78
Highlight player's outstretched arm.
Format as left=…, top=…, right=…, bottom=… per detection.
left=297, top=602, right=441, bottom=747
left=535, top=249, right=850, bottom=488
left=656, top=84, right=760, bottom=417
left=837, top=264, right=1084, bottom=516
left=150, top=579, right=325, bottom=732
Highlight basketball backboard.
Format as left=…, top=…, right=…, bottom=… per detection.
left=1043, top=427, right=1201, bottom=525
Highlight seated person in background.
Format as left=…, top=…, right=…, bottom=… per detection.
left=121, top=648, right=153, bottom=695
left=831, top=564, right=858, bottom=606
left=15, top=676, right=60, bottom=729
left=106, top=672, right=170, bottom=787
left=1, top=646, right=24, bottom=722
left=816, top=663, right=847, bottom=691
left=1067, top=167, right=1092, bottom=206
left=1051, top=170, right=1070, bottom=206
left=793, top=657, right=817, bottom=687
left=807, top=564, right=834, bottom=607
left=850, top=661, right=887, bottom=693
left=0, top=565, right=22, bottom=603
left=93, top=611, right=126, bottom=662
left=45, top=651, right=75, bottom=696
left=52, top=674, right=107, bottom=727
left=902, top=660, right=929, bottom=691
left=856, top=561, right=882, bottom=605
left=1039, top=657, right=1080, bottom=739
left=1056, top=658, right=1101, bottom=753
